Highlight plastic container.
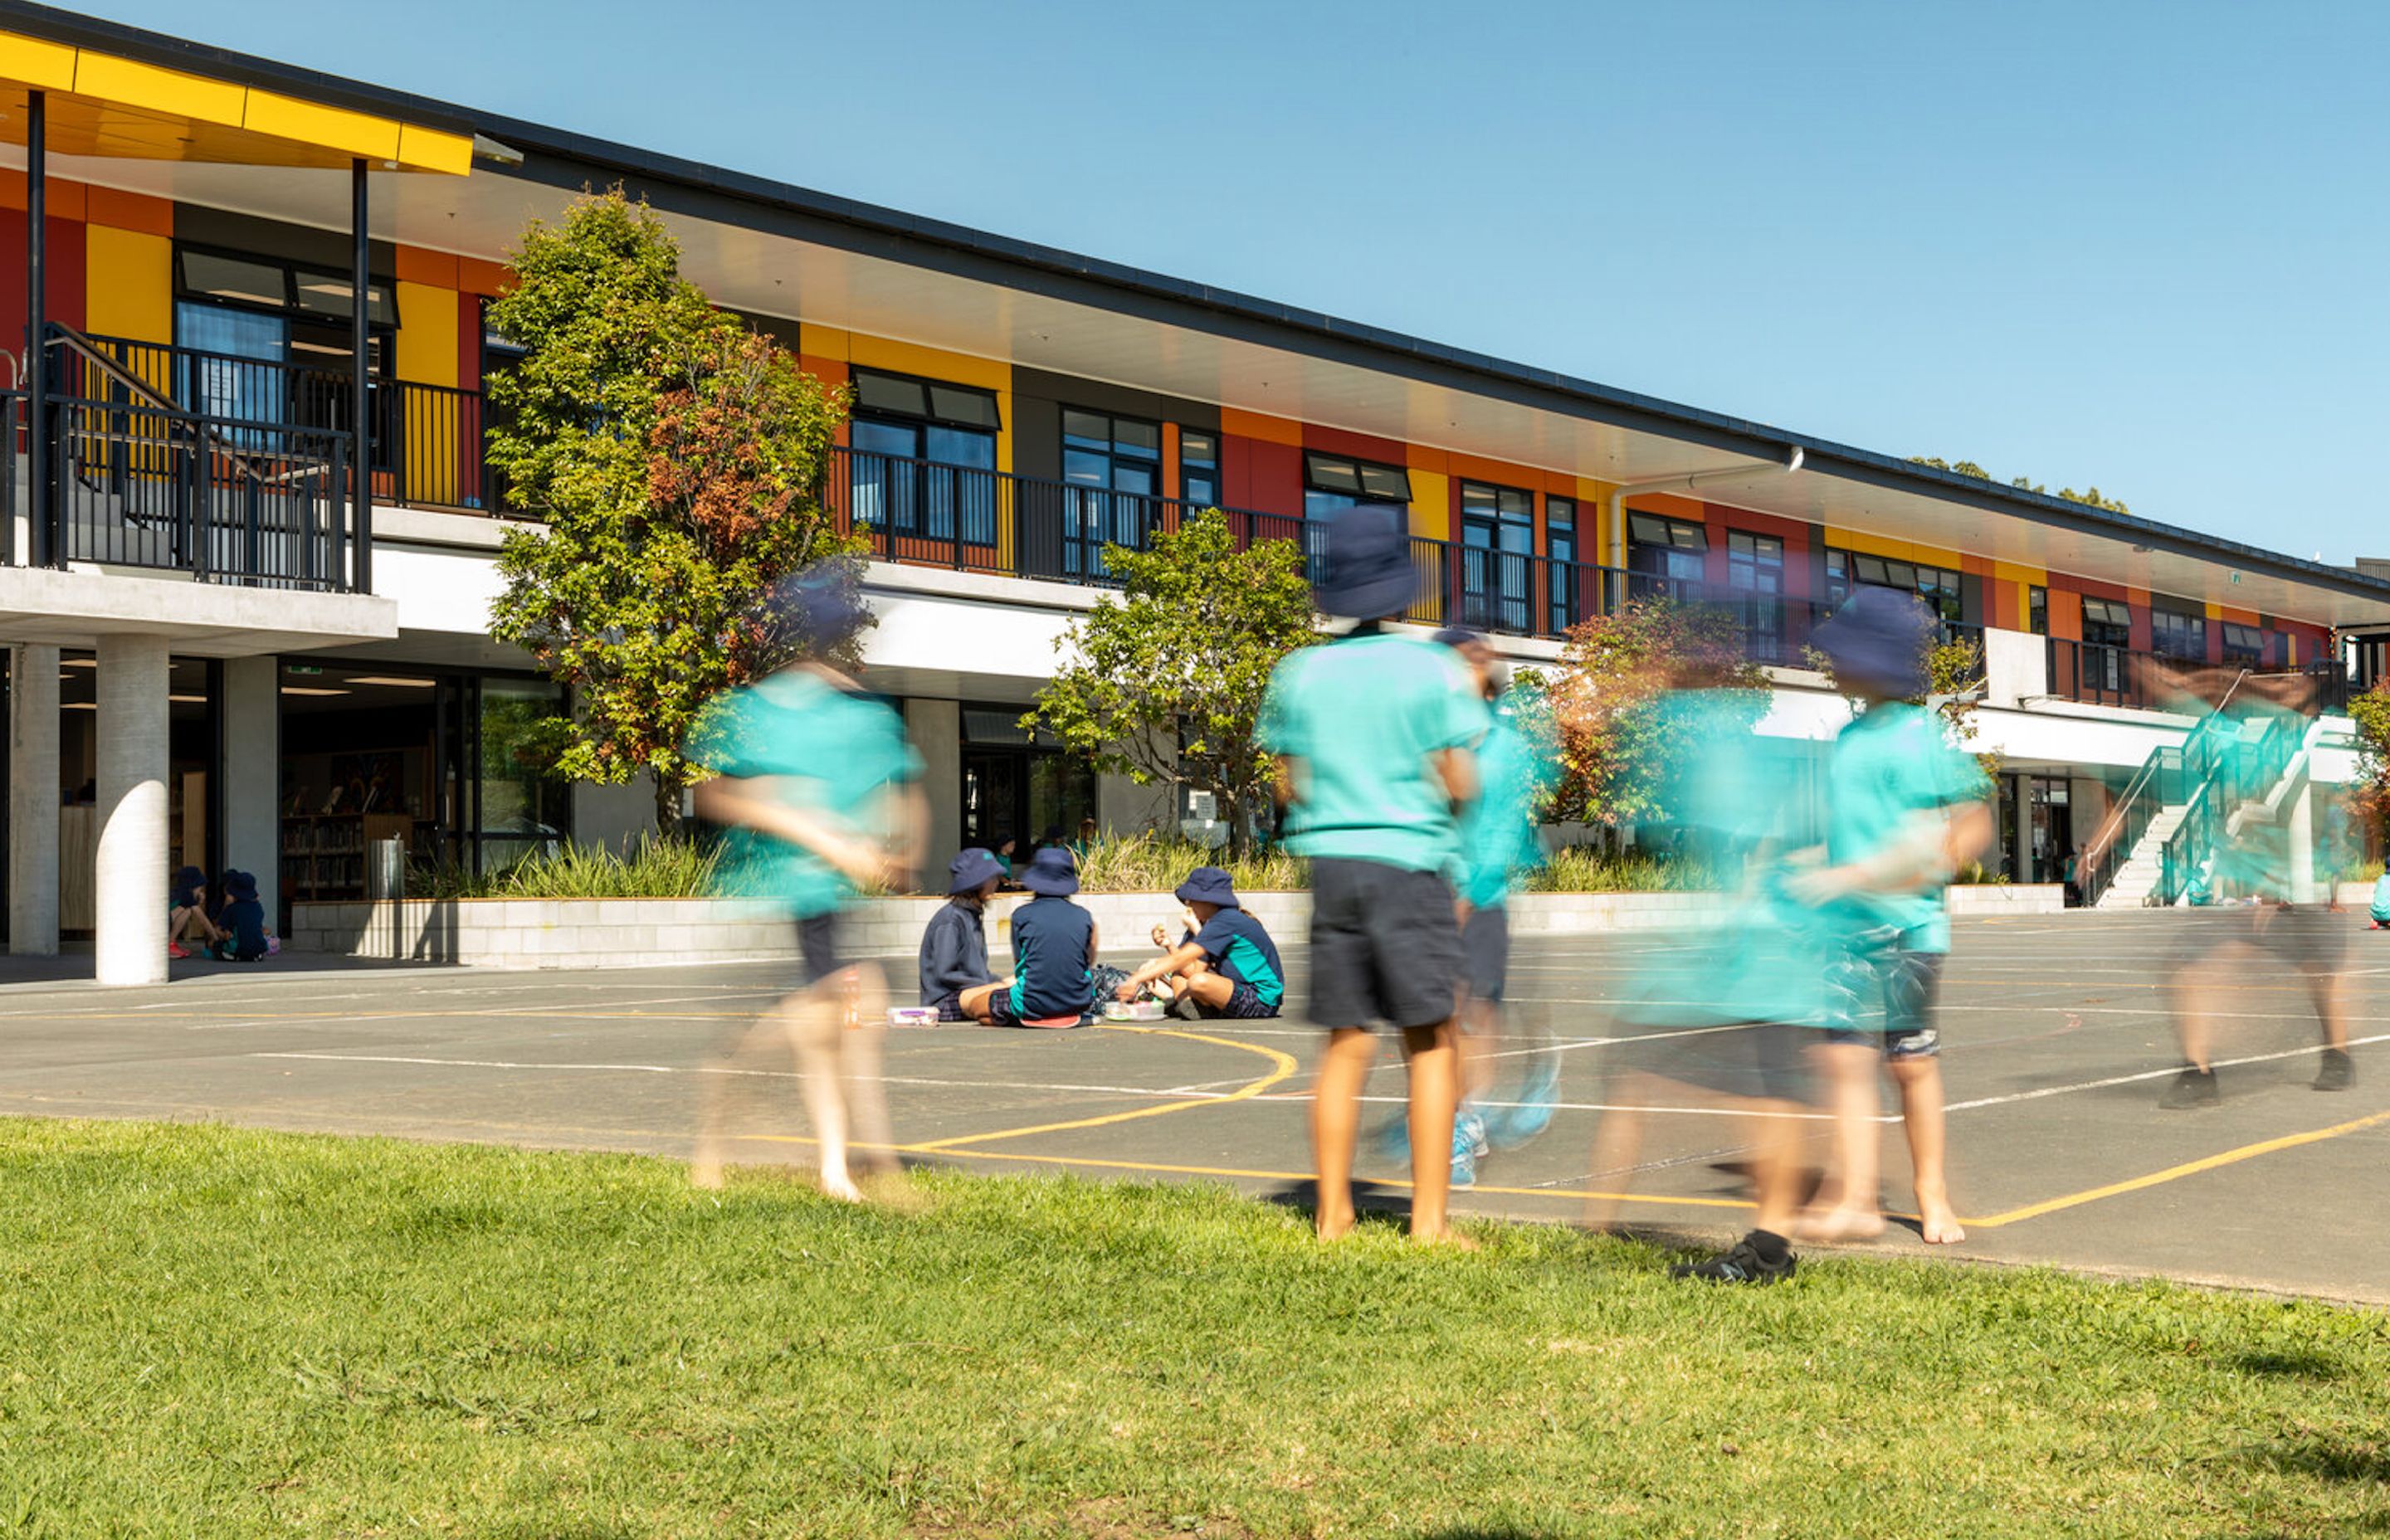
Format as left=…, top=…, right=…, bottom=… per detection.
left=886, top=1006, right=941, bottom=1027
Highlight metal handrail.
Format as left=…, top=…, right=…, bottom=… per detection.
left=44, top=324, right=295, bottom=490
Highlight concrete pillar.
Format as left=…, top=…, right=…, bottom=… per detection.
left=9, top=643, right=60, bottom=955
left=95, top=633, right=168, bottom=986
left=2287, top=781, right=2316, bottom=907
left=904, top=697, right=961, bottom=881
left=221, top=656, right=280, bottom=923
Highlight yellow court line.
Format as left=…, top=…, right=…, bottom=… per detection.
left=1964, top=1106, right=2390, bottom=1229
left=901, top=1024, right=1299, bottom=1152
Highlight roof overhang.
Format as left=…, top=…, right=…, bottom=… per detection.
left=2, top=2, right=2382, bottom=629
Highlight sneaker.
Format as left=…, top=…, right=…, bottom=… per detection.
left=2159, top=1065, right=2221, bottom=1109
left=1167, top=992, right=1202, bottom=1023
left=1487, top=1052, right=1560, bottom=1150
left=1671, top=1233, right=1795, bottom=1285
left=167, top=943, right=190, bottom=960
left=2314, top=1048, right=2354, bottom=1092
left=1456, top=1109, right=1490, bottom=1158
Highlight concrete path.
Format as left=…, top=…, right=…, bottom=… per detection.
left=2, top=912, right=2385, bottom=1302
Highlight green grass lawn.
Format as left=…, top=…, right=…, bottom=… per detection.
left=2, top=1120, right=2386, bottom=1538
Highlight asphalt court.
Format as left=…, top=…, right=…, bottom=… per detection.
left=2, top=911, right=2388, bottom=1301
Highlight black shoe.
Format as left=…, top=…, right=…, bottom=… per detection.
left=2314, top=1048, right=2354, bottom=1092
left=1168, top=992, right=1202, bottom=1022
left=1671, top=1233, right=1795, bottom=1285
left=2159, top=1065, right=2221, bottom=1109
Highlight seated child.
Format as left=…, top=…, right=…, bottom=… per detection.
left=972, top=846, right=1099, bottom=1029
left=213, top=870, right=271, bottom=962
left=2372, top=859, right=2390, bottom=930
left=168, top=865, right=225, bottom=960
left=920, top=847, right=1007, bottom=1021
left=1115, top=866, right=1284, bottom=1021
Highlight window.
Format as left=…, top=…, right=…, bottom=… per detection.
left=178, top=248, right=398, bottom=328
left=2222, top=622, right=2265, bottom=665
left=1303, top=451, right=1412, bottom=519
left=2028, top=585, right=2048, bottom=636
left=1727, top=530, right=1783, bottom=592
left=2150, top=606, right=2206, bottom=662
left=1061, top=408, right=1162, bottom=573
left=1823, top=548, right=1962, bottom=622
left=2081, top=597, right=2132, bottom=650
left=1459, top=481, right=1535, bottom=632
left=848, top=368, right=1002, bottom=544
left=173, top=244, right=399, bottom=447
left=1627, top=512, right=1707, bottom=591
left=1546, top=498, right=1583, bottom=634
left=1180, top=430, right=1220, bottom=509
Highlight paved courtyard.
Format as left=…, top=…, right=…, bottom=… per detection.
left=2, top=911, right=2386, bottom=1301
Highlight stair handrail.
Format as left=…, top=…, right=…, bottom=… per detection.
left=2077, top=668, right=2252, bottom=907
left=40, top=323, right=319, bottom=490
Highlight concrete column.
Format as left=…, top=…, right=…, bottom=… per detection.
left=2287, top=781, right=2316, bottom=907
left=95, top=633, right=168, bottom=986
left=903, top=697, right=961, bottom=881
left=9, top=643, right=60, bottom=955
left=221, top=656, right=280, bottom=923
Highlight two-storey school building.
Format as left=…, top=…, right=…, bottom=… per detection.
left=0, top=2, right=2383, bottom=982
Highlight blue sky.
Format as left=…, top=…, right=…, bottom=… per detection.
left=80, top=0, right=2390, bottom=560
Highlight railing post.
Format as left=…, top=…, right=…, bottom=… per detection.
left=24, top=90, right=46, bottom=569
left=350, top=158, right=373, bottom=594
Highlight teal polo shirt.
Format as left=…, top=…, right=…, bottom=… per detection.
left=1824, top=702, right=1990, bottom=953
left=1260, top=631, right=1490, bottom=874
left=690, top=669, right=921, bottom=919
left=1456, top=712, right=1545, bottom=909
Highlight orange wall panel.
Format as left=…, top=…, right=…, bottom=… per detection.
left=2047, top=587, right=2083, bottom=641
left=1305, top=422, right=1408, bottom=465
left=395, top=244, right=458, bottom=289
left=457, top=256, right=510, bottom=295
left=85, top=184, right=171, bottom=236
left=1220, top=407, right=1300, bottom=446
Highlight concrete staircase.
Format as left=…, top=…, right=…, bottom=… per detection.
left=2095, top=803, right=2190, bottom=909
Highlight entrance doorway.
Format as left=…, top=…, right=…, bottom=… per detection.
left=2025, top=774, right=2072, bottom=886
left=959, top=704, right=1095, bottom=855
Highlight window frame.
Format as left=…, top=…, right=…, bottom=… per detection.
left=1178, top=427, right=1221, bottom=509
left=2221, top=621, right=2265, bottom=665
left=1726, top=529, right=1785, bottom=593
left=1302, top=450, right=1412, bottom=519
left=1822, top=547, right=1962, bottom=621
left=849, top=366, right=1002, bottom=433
left=2149, top=604, right=2207, bottom=662
left=2027, top=585, right=2048, bottom=636
left=2080, top=597, right=2134, bottom=649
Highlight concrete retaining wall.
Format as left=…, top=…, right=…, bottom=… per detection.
left=290, top=882, right=2071, bottom=970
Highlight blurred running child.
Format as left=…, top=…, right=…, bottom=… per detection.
left=690, top=569, right=924, bottom=1201
left=1788, top=587, right=1991, bottom=1247
left=1115, top=866, right=1284, bottom=1020
left=1436, top=626, right=1556, bottom=1187
left=973, top=845, right=1103, bottom=1028
left=2373, top=859, right=2390, bottom=930
left=1261, top=504, right=1486, bottom=1244
left=919, top=847, right=1007, bottom=1021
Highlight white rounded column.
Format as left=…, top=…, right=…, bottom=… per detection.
left=10, top=643, right=61, bottom=956
left=95, top=633, right=168, bottom=987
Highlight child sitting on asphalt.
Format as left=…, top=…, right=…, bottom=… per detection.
left=212, top=870, right=272, bottom=962
left=1113, top=867, right=1285, bottom=1021
left=168, top=865, right=225, bottom=961
left=2371, top=860, right=2390, bottom=931
left=970, top=846, right=1102, bottom=1029
left=919, top=848, right=1007, bottom=1021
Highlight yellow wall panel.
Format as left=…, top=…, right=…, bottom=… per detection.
left=799, top=325, right=851, bottom=362
left=1578, top=476, right=1613, bottom=567
left=0, top=32, right=77, bottom=90
left=84, top=225, right=168, bottom=343
left=72, top=52, right=246, bottom=129
left=244, top=90, right=401, bottom=161
left=1407, top=469, right=1449, bottom=540
left=393, top=280, right=458, bottom=387
left=845, top=332, right=1010, bottom=474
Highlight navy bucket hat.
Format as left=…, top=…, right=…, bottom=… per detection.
left=1315, top=505, right=1419, bottom=620
left=223, top=870, right=260, bottom=904
left=1020, top=846, right=1080, bottom=897
left=1813, top=585, right=1935, bottom=699
left=1174, top=866, right=1241, bottom=909
left=760, top=565, right=874, bottom=655
left=947, top=847, right=1005, bottom=895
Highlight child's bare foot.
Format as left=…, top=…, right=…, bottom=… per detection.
left=1411, top=1226, right=1479, bottom=1250
left=690, top=1155, right=725, bottom=1191
left=1916, top=1196, right=1966, bottom=1245
left=1797, top=1206, right=1887, bottom=1243
left=819, top=1168, right=866, bottom=1203
left=1316, top=1209, right=1357, bottom=1241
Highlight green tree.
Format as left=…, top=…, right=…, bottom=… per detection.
left=1542, top=599, right=1768, bottom=826
left=1026, top=510, right=1316, bottom=858
left=485, top=189, right=858, bottom=838
left=2347, top=680, right=2390, bottom=850
left=1910, top=456, right=2129, bottom=515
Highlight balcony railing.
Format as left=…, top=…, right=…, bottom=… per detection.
left=39, top=327, right=363, bottom=589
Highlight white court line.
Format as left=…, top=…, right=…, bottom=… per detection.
left=1939, top=1031, right=2390, bottom=1113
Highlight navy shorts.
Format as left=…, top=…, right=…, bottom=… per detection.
left=1462, top=904, right=1510, bottom=1005
left=1823, top=942, right=1944, bottom=1059
left=1197, top=979, right=1280, bottom=1020
left=794, top=913, right=842, bottom=988
left=1308, top=856, right=1465, bottom=1031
